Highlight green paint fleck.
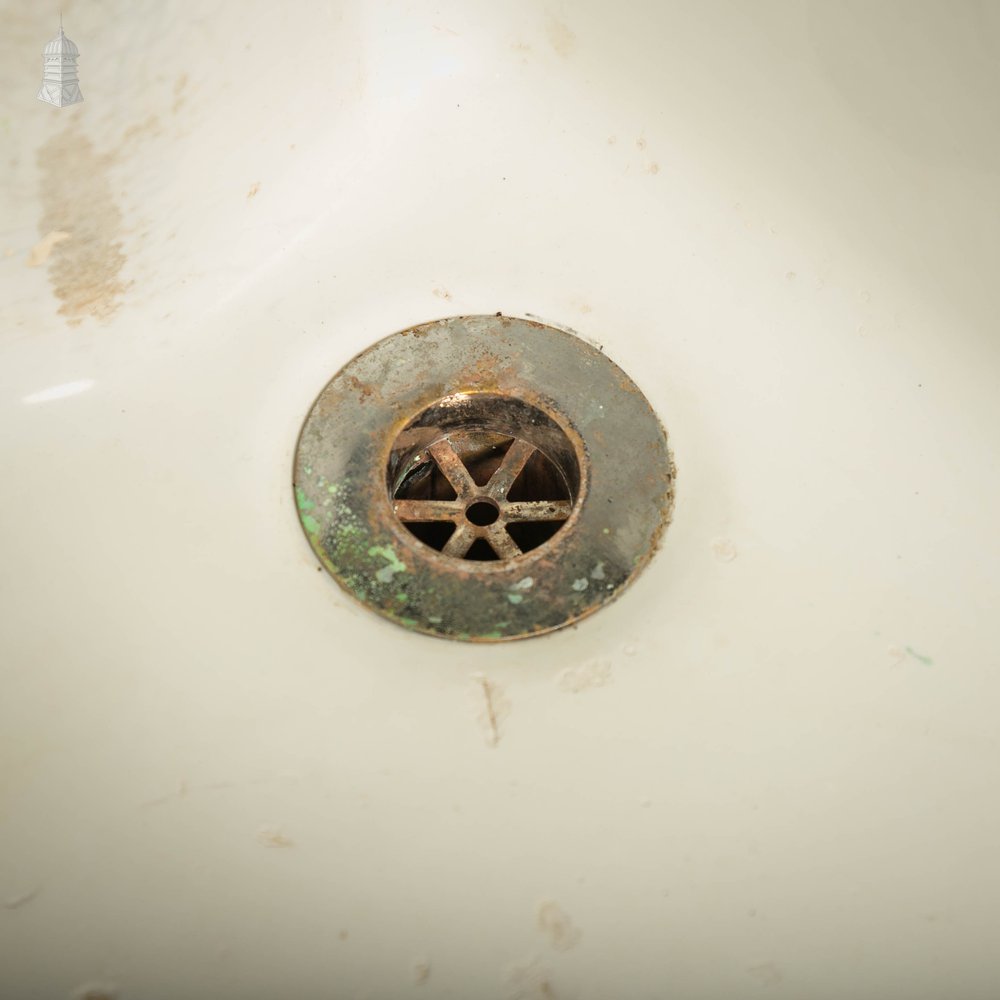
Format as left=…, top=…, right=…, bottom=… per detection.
left=327, top=484, right=339, bottom=493
left=368, top=545, right=406, bottom=584
left=507, top=593, right=523, bottom=605
left=511, top=576, right=534, bottom=591
left=301, top=514, right=320, bottom=535
left=906, top=646, right=934, bottom=666
left=428, top=615, right=443, bottom=624
left=395, top=592, right=407, bottom=602
left=483, top=631, right=503, bottom=640
left=295, top=486, right=315, bottom=512
left=399, top=617, right=418, bottom=628
left=571, top=577, right=589, bottom=592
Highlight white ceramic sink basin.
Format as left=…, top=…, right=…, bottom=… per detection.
left=2, top=2, right=1000, bottom=998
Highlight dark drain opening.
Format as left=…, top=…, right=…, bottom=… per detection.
left=465, top=538, right=500, bottom=561
left=466, top=500, right=500, bottom=526
left=404, top=521, right=458, bottom=551
left=506, top=520, right=564, bottom=551
left=388, top=394, right=580, bottom=562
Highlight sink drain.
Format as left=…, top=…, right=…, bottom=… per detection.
left=294, top=315, right=673, bottom=642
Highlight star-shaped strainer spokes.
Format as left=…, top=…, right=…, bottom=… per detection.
left=392, top=433, right=574, bottom=561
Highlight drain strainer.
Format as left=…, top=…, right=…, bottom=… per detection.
left=294, top=315, right=673, bottom=641
left=389, top=393, right=580, bottom=562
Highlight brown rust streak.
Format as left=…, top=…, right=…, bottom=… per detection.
left=347, top=374, right=378, bottom=401
left=121, top=114, right=162, bottom=144
left=480, top=676, right=500, bottom=746
left=36, top=124, right=129, bottom=325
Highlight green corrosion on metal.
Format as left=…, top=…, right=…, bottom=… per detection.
left=507, top=576, right=533, bottom=605
left=295, top=486, right=322, bottom=536
left=368, top=545, right=406, bottom=584
left=304, top=478, right=399, bottom=607
left=295, top=486, right=314, bottom=512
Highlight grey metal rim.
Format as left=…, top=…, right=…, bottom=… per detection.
left=293, top=314, right=674, bottom=642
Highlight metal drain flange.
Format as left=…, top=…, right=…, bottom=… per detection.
left=293, top=314, right=673, bottom=641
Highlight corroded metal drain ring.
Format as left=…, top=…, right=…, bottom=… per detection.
left=293, top=315, right=673, bottom=642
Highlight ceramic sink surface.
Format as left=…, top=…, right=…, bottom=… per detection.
left=2, top=2, right=999, bottom=998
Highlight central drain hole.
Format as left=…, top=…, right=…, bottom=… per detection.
left=388, top=394, right=582, bottom=563
left=466, top=500, right=500, bottom=526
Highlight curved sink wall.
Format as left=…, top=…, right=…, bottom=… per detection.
left=2, top=2, right=999, bottom=998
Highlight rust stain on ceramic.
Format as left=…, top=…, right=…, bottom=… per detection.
left=475, top=674, right=508, bottom=747
left=536, top=899, right=582, bottom=951
left=172, top=73, right=188, bottom=114
left=36, top=124, right=129, bottom=325
left=25, top=230, right=71, bottom=267
left=545, top=16, right=576, bottom=57
left=121, top=114, right=161, bottom=144
left=256, top=827, right=294, bottom=848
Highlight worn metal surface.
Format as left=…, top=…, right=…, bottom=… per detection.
left=294, top=315, right=673, bottom=641
left=389, top=391, right=581, bottom=560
